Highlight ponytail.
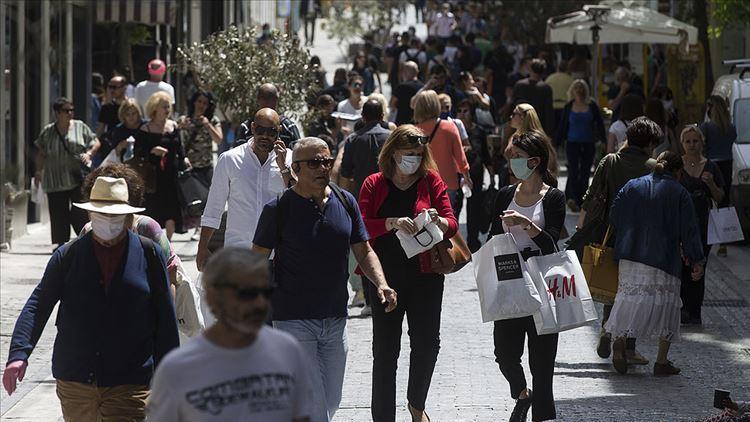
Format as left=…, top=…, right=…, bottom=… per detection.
left=654, top=151, right=683, bottom=175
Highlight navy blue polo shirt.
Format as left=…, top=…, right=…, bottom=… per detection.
left=253, top=188, right=369, bottom=321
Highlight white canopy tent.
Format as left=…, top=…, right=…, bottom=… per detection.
left=546, top=0, right=698, bottom=100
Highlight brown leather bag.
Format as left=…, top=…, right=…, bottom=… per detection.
left=127, top=157, right=157, bottom=194
left=429, top=232, right=472, bottom=274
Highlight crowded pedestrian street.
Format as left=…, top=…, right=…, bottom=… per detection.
left=1, top=1, right=750, bottom=421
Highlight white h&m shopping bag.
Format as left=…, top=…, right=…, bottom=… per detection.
left=526, top=250, right=598, bottom=335
left=707, top=207, right=745, bottom=245
left=175, top=266, right=206, bottom=339
left=472, top=233, right=542, bottom=322
left=396, top=209, right=444, bottom=258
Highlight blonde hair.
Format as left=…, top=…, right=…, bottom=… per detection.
left=680, top=124, right=705, bottom=144
left=567, top=79, right=590, bottom=102
left=437, top=93, right=451, bottom=107
left=514, top=103, right=545, bottom=136
left=118, top=98, right=142, bottom=123
left=412, top=90, right=441, bottom=123
left=367, top=93, right=390, bottom=117
left=378, top=125, right=437, bottom=179
left=144, top=91, right=173, bottom=120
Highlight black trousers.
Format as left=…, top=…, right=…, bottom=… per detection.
left=681, top=244, right=712, bottom=319
left=465, top=164, right=486, bottom=250
left=494, top=316, right=558, bottom=421
left=303, top=16, right=316, bottom=43
left=715, top=159, right=732, bottom=207
left=47, top=187, right=88, bottom=245
left=565, top=142, right=595, bottom=206
left=367, top=273, right=444, bottom=422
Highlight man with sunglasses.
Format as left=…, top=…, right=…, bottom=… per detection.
left=93, top=76, right=129, bottom=167
left=196, top=108, right=294, bottom=271
left=148, top=247, right=314, bottom=421
left=235, top=83, right=301, bottom=148
left=252, top=137, right=397, bottom=422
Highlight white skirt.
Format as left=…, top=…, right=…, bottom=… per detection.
left=603, top=259, right=682, bottom=342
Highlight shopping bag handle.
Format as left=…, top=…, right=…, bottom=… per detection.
left=601, top=225, right=612, bottom=247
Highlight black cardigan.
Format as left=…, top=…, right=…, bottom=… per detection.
left=488, top=185, right=567, bottom=255
left=554, top=100, right=606, bottom=146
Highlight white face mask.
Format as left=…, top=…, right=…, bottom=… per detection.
left=90, top=213, right=127, bottom=241
left=397, top=155, right=422, bottom=175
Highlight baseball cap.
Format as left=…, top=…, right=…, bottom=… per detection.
left=147, top=59, right=166, bottom=75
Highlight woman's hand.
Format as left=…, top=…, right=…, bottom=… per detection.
left=691, top=263, right=704, bottom=281
left=390, top=217, right=417, bottom=235
left=426, top=208, right=448, bottom=233
left=177, top=117, right=192, bottom=129
left=197, top=115, right=210, bottom=127
left=150, top=146, right=168, bottom=157
left=80, top=151, right=93, bottom=165
left=115, top=140, right=128, bottom=154
left=501, top=210, right=531, bottom=227
left=701, top=171, right=716, bottom=187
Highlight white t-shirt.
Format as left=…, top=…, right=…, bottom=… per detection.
left=134, top=80, right=175, bottom=112
left=148, top=327, right=313, bottom=421
left=399, top=48, right=427, bottom=67
left=337, top=98, right=364, bottom=117
left=433, top=12, right=456, bottom=38
left=503, top=195, right=545, bottom=253
left=448, top=117, right=468, bottom=142
left=608, top=119, right=629, bottom=151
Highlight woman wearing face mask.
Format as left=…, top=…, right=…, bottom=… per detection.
left=487, top=130, right=566, bottom=422
left=358, top=125, right=457, bottom=422
left=678, top=125, right=724, bottom=325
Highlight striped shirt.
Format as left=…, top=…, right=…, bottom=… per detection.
left=34, top=120, right=96, bottom=193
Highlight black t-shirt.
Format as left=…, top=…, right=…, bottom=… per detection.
left=320, top=83, right=350, bottom=103
left=373, top=179, right=420, bottom=273
left=680, top=159, right=724, bottom=244
left=98, top=101, right=121, bottom=130
left=393, top=80, right=424, bottom=125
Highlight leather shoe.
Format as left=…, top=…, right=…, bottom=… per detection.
left=612, top=338, right=627, bottom=374
left=596, top=332, right=611, bottom=358
left=626, top=350, right=650, bottom=365
left=654, top=360, right=681, bottom=376
left=509, top=389, right=532, bottom=422
left=408, top=403, right=430, bottom=422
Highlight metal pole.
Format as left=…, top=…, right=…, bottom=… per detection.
left=41, top=0, right=50, bottom=124
left=155, top=24, right=161, bottom=60
left=65, top=1, right=73, bottom=99
left=1, top=0, right=7, bottom=248
left=16, top=0, right=26, bottom=189
left=165, top=24, right=171, bottom=83
left=591, top=26, right=600, bottom=107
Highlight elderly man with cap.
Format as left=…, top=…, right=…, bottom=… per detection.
left=148, top=247, right=314, bottom=421
left=134, top=58, right=175, bottom=114
left=235, top=83, right=301, bottom=148
left=196, top=108, right=295, bottom=271
left=2, top=176, right=180, bottom=421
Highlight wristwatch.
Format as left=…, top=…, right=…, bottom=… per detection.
left=279, top=167, right=291, bottom=175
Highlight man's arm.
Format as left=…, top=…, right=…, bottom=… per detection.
left=251, top=245, right=272, bottom=257
left=197, top=155, right=231, bottom=271
left=351, top=241, right=396, bottom=312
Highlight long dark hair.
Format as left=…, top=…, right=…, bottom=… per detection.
left=512, top=130, right=558, bottom=188
left=186, top=90, right=216, bottom=120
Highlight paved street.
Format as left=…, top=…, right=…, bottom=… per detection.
left=2, top=9, right=750, bottom=422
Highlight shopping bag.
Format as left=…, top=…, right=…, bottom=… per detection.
left=396, top=210, right=444, bottom=258
left=581, top=226, right=619, bottom=304
left=527, top=250, right=599, bottom=335
left=30, top=178, right=45, bottom=204
left=174, top=266, right=206, bottom=338
left=707, top=207, right=745, bottom=245
left=101, top=148, right=121, bottom=166
left=472, top=233, right=542, bottom=322
left=177, top=170, right=210, bottom=218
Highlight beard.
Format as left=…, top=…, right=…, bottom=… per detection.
left=212, top=302, right=268, bottom=335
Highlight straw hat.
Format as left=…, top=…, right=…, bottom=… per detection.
left=73, top=177, right=146, bottom=215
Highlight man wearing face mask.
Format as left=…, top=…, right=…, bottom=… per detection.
left=252, top=137, right=397, bottom=422
left=148, top=248, right=314, bottom=421
left=3, top=176, right=179, bottom=420
left=197, top=108, right=294, bottom=271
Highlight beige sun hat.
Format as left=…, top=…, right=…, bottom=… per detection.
left=73, top=176, right=146, bottom=215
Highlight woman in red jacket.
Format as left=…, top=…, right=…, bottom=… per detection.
left=359, top=124, right=457, bottom=422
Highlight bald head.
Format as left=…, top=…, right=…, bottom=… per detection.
left=402, top=61, right=419, bottom=80
left=254, top=107, right=280, bottom=127
left=257, top=83, right=279, bottom=109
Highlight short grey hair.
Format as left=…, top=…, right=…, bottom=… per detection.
left=202, top=247, right=270, bottom=289
left=292, top=137, right=330, bottom=161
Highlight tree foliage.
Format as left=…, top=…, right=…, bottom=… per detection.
left=176, top=25, right=318, bottom=124
left=324, top=0, right=411, bottom=46
left=487, top=0, right=586, bottom=46
left=708, top=0, right=750, bottom=38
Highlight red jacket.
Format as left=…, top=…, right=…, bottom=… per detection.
left=358, top=170, right=458, bottom=274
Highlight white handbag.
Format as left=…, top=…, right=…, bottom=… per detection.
left=174, top=266, right=206, bottom=338
left=472, top=233, right=542, bottom=322
left=707, top=206, right=745, bottom=245
left=395, top=209, right=444, bottom=258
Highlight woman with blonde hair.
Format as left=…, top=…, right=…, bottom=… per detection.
left=699, top=95, right=737, bottom=257
left=367, top=92, right=398, bottom=130
left=554, top=79, right=606, bottom=211
left=679, top=125, right=725, bottom=324
left=103, top=98, right=144, bottom=163
left=505, top=103, right=559, bottom=182
left=358, top=124, right=457, bottom=422
left=134, top=91, right=190, bottom=239
left=412, top=89, right=471, bottom=215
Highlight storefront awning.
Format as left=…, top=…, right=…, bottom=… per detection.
left=95, top=0, right=176, bottom=26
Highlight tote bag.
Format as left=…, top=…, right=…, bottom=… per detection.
left=472, top=233, right=542, bottom=322
left=581, top=226, right=619, bottom=304
left=174, top=266, right=206, bottom=338
left=527, top=250, right=599, bottom=335
left=396, top=210, right=444, bottom=258
left=707, top=206, right=745, bottom=245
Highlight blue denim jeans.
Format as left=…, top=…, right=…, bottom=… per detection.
left=273, top=318, right=348, bottom=422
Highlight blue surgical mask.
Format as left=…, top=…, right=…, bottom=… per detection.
left=510, top=158, right=536, bottom=180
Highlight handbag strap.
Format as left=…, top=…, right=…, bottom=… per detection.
left=427, top=118, right=441, bottom=143
left=601, top=225, right=612, bottom=246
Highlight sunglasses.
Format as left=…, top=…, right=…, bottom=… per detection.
left=406, top=134, right=430, bottom=145
left=351, top=82, right=363, bottom=89
left=294, top=157, right=335, bottom=169
left=213, top=283, right=274, bottom=300
left=254, top=125, right=279, bottom=137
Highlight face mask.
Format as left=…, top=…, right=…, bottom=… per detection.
left=510, top=157, right=537, bottom=180
left=90, top=213, right=127, bottom=241
left=397, top=155, right=422, bottom=175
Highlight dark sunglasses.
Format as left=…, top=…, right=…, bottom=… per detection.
left=254, top=125, right=279, bottom=137
left=351, top=82, right=363, bottom=89
left=213, top=283, right=274, bottom=300
left=406, top=134, right=430, bottom=145
left=294, top=157, right=335, bottom=169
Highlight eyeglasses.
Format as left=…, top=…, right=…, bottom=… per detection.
left=406, top=134, right=430, bottom=145
left=253, top=125, right=279, bottom=137
left=294, top=157, right=335, bottom=169
left=351, top=82, right=363, bottom=89
left=212, top=283, right=274, bottom=300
